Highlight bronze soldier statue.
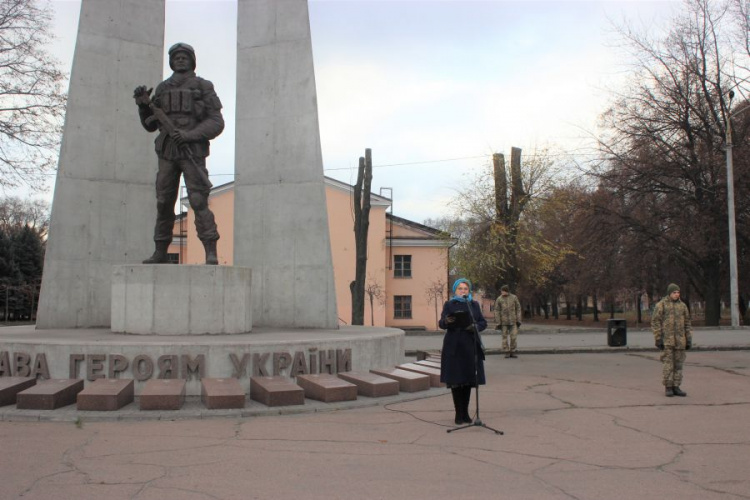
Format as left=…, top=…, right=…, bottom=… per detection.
left=134, top=43, right=224, bottom=265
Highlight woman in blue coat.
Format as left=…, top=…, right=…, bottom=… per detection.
left=439, top=278, right=487, bottom=424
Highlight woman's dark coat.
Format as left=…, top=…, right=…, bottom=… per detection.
left=439, top=299, right=487, bottom=386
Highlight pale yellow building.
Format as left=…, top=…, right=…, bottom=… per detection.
left=167, top=178, right=454, bottom=330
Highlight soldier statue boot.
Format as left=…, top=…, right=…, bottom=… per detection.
left=203, top=240, right=218, bottom=265
left=672, top=386, right=687, bottom=397
left=665, top=386, right=674, bottom=397
left=143, top=241, right=170, bottom=264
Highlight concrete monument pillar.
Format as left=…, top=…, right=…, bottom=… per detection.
left=36, top=0, right=165, bottom=328
left=234, top=0, right=338, bottom=328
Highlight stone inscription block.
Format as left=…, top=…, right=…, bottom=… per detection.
left=296, top=374, right=357, bottom=403
left=17, top=379, right=84, bottom=410
left=77, top=379, right=134, bottom=411
left=0, top=377, right=37, bottom=407
left=140, top=379, right=186, bottom=411
left=250, top=376, right=304, bottom=407
left=370, top=368, right=430, bottom=393
left=337, top=372, right=400, bottom=398
left=201, top=378, right=245, bottom=409
left=398, top=363, right=444, bottom=388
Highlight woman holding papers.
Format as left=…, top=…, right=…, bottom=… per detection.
left=439, top=278, right=487, bottom=425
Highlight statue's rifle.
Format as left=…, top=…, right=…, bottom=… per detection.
left=134, top=87, right=213, bottom=188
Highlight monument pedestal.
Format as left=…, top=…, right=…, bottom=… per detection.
left=111, top=265, right=252, bottom=335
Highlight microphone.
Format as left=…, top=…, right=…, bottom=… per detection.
left=462, top=294, right=469, bottom=299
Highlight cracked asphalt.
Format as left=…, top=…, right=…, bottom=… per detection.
left=1, top=350, right=749, bottom=500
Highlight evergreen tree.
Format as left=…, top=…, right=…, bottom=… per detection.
left=11, top=224, right=44, bottom=283
left=0, top=227, right=20, bottom=283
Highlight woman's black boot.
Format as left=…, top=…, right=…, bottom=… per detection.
left=451, top=388, right=462, bottom=424
left=461, top=387, right=473, bottom=424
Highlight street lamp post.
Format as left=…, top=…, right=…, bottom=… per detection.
left=725, top=90, right=742, bottom=327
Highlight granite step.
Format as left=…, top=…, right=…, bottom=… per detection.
left=77, top=379, right=134, bottom=411
left=370, top=368, right=430, bottom=393
left=17, top=379, right=84, bottom=410
left=296, top=374, right=357, bottom=403
left=140, top=379, right=186, bottom=410
left=415, top=360, right=442, bottom=369
left=0, top=377, right=37, bottom=407
left=201, top=378, right=245, bottom=409
left=397, top=363, right=444, bottom=388
left=250, top=376, right=304, bottom=407
left=337, top=371, right=400, bottom=398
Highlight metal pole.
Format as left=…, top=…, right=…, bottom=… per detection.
left=725, top=106, right=740, bottom=327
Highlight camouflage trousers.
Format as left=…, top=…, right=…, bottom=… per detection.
left=501, top=325, right=518, bottom=352
left=661, top=346, right=686, bottom=387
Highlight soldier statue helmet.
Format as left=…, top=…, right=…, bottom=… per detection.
left=168, top=42, right=196, bottom=71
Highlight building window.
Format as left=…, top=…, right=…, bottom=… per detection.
left=394, top=295, right=412, bottom=319
left=167, top=253, right=180, bottom=264
left=394, top=255, right=412, bottom=278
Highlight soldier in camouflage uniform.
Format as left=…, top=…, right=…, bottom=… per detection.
left=134, top=43, right=224, bottom=265
left=651, top=283, right=693, bottom=397
left=494, top=285, right=522, bottom=358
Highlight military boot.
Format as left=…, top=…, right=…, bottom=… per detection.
left=510, top=352, right=518, bottom=358
left=672, top=386, right=687, bottom=397
left=203, top=240, right=218, bottom=265
left=142, top=241, right=170, bottom=264
left=665, top=386, right=674, bottom=397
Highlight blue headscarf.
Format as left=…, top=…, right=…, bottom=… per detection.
left=451, top=278, right=473, bottom=302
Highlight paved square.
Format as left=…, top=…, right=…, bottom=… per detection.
left=1, top=351, right=748, bottom=499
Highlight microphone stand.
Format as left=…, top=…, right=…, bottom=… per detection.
left=447, top=297, right=503, bottom=435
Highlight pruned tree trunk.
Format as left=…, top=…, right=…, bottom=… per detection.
left=492, top=147, right=527, bottom=291
left=351, top=149, right=373, bottom=325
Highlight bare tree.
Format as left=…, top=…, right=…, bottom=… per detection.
left=591, top=0, right=750, bottom=325
left=364, top=275, right=385, bottom=326
left=0, top=0, right=66, bottom=190
left=450, top=147, right=570, bottom=296
left=424, top=278, right=447, bottom=328
left=0, top=196, right=49, bottom=236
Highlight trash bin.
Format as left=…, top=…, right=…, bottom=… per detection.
left=607, top=319, right=627, bottom=347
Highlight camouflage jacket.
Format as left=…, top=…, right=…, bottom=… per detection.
left=494, top=293, right=522, bottom=326
left=651, top=296, right=692, bottom=348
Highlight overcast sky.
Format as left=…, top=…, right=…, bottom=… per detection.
left=43, top=0, right=680, bottom=223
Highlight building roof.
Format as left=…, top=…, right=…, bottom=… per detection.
left=387, top=213, right=447, bottom=237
